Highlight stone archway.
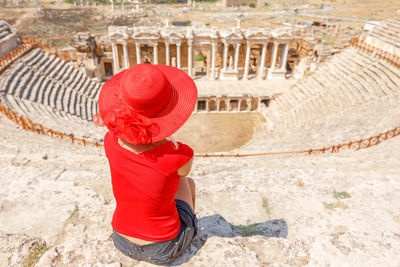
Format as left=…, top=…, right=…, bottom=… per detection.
left=209, top=99, right=217, bottom=111
left=229, top=99, right=239, bottom=111
left=193, top=45, right=211, bottom=79
left=219, top=100, right=227, bottom=111
left=240, top=99, right=247, bottom=111
left=287, top=47, right=299, bottom=74
left=142, top=44, right=154, bottom=64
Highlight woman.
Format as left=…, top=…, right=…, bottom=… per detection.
left=93, top=64, right=198, bottom=264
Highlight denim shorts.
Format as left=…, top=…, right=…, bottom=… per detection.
left=112, top=199, right=198, bottom=265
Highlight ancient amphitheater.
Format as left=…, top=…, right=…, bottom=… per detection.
left=0, top=16, right=400, bottom=266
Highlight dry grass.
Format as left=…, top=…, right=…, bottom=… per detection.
left=323, top=190, right=351, bottom=210
left=174, top=112, right=263, bottom=153
left=22, top=241, right=49, bottom=267
left=296, top=178, right=304, bottom=187
left=262, top=197, right=271, bottom=214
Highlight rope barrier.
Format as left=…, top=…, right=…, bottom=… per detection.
left=0, top=103, right=103, bottom=147
left=0, top=37, right=399, bottom=157
left=1, top=101, right=399, bottom=157
left=0, top=44, right=34, bottom=74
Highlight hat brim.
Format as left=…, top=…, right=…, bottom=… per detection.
left=98, top=64, right=198, bottom=143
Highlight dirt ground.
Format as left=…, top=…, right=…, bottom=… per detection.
left=174, top=112, right=264, bottom=153
left=2, top=0, right=399, bottom=43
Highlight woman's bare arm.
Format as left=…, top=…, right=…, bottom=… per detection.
left=177, top=157, right=193, bottom=177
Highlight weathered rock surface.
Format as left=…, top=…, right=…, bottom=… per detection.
left=0, top=115, right=399, bottom=266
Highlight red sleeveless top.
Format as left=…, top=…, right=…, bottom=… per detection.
left=104, top=131, right=194, bottom=242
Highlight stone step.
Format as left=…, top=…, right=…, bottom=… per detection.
left=43, top=56, right=60, bottom=76
left=65, top=68, right=79, bottom=88
left=55, top=84, right=68, bottom=113
left=55, top=63, right=71, bottom=82
left=48, top=58, right=64, bottom=79
left=43, top=81, right=55, bottom=107
left=368, top=31, right=399, bottom=48
left=48, top=82, right=61, bottom=109
left=90, top=84, right=102, bottom=100
left=366, top=64, right=395, bottom=96
left=348, top=73, right=373, bottom=101
left=1, top=63, right=24, bottom=95
left=9, top=65, right=30, bottom=96
left=22, top=48, right=41, bottom=65
left=377, top=61, right=400, bottom=86
left=15, top=69, right=35, bottom=99
left=33, top=52, right=49, bottom=71
left=38, top=54, right=55, bottom=74
left=4, top=94, right=26, bottom=117
left=342, top=80, right=364, bottom=104
left=30, top=75, right=45, bottom=103
left=356, top=70, right=387, bottom=98
left=70, top=71, right=83, bottom=91
left=35, top=77, right=52, bottom=105
left=0, top=31, right=10, bottom=40
left=22, top=71, right=41, bottom=100
left=375, top=62, right=400, bottom=86
left=79, top=78, right=91, bottom=95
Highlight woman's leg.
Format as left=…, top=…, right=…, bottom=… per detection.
left=175, top=176, right=196, bottom=211
left=187, top=177, right=196, bottom=210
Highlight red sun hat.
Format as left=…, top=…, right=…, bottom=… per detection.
left=94, top=64, right=198, bottom=145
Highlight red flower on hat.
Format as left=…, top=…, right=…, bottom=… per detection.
left=102, top=99, right=160, bottom=145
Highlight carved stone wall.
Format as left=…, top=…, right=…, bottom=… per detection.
left=0, top=21, right=20, bottom=57
left=74, top=24, right=301, bottom=82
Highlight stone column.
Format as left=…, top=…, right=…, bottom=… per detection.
left=153, top=44, right=158, bottom=64
left=270, top=42, right=279, bottom=70
left=206, top=48, right=211, bottom=78
left=247, top=99, right=252, bottom=111
left=257, top=98, right=262, bottom=112
left=281, top=43, right=289, bottom=69
left=211, top=42, right=217, bottom=80
left=223, top=43, right=228, bottom=71
left=135, top=43, right=141, bottom=64
left=177, top=43, right=181, bottom=69
left=243, top=42, right=251, bottom=80
left=122, top=43, right=129, bottom=69
left=234, top=43, right=241, bottom=71
left=238, top=99, right=242, bottom=111
left=188, top=40, right=193, bottom=77
left=227, top=98, right=230, bottom=112
left=206, top=100, right=209, bottom=112
left=165, top=43, right=170, bottom=66
left=112, top=42, right=120, bottom=72
left=258, top=43, right=267, bottom=80
left=216, top=98, right=220, bottom=111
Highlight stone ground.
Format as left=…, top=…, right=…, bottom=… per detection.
left=2, top=0, right=400, bottom=42
left=0, top=110, right=399, bottom=266
left=174, top=113, right=264, bottom=153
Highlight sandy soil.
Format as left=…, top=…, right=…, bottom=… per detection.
left=174, top=112, right=264, bottom=153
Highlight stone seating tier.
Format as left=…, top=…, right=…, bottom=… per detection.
left=0, top=48, right=102, bottom=141
left=264, top=47, right=400, bottom=131
left=365, top=19, right=400, bottom=53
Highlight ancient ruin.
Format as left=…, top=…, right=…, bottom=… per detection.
left=0, top=0, right=400, bottom=265
left=78, top=23, right=298, bottom=82
left=0, top=21, right=19, bottom=57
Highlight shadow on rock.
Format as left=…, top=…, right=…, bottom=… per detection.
left=167, top=214, right=288, bottom=266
